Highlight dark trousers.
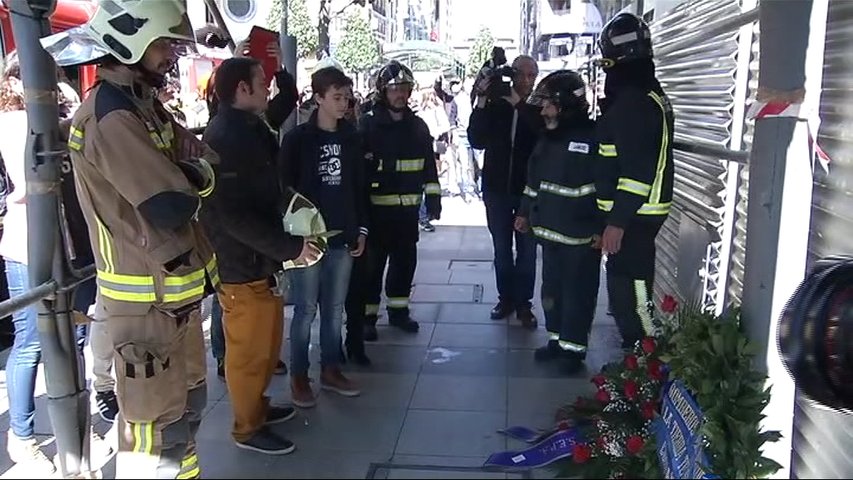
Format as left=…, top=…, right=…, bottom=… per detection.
left=345, top=251, right=370, bottom=348
left=364, top=233, right=418, bottom=324
left=542, top=243, right=601, bottom=354
left=606, top=221, right=664, bottom=347
left=483, top=192, right=537, bottom=309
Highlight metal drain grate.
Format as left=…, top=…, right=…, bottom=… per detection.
left=365, top=463, right=532, bottom=479
left=411, top=284, right=484, bottom=303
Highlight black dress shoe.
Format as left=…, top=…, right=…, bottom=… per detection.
left=490, top=302, right=514, bottom=320
left=389, top=317, right=420, bottom=333
left=364, top=325, right=378, bottom=342
left=516, top=307, right=538, bottom=330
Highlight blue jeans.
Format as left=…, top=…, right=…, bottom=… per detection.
left=5, top=260, right=41, bottom=439
left=483, top=192, right=537, bottom=309
left=288, top=248, right=353, bottom=375
left=209, top=295, right=225, bottom=361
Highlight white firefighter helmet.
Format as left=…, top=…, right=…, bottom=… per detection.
left=41, top=0, right=196, bottom=67
left=281, top=189, right=341, bottom=270
left=314, top=56, right=345, bottom=73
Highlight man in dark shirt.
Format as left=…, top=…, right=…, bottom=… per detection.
left=279, top=67, right=368, bottom=408
left=468, top=55, right=542, bottom=328
left=201, top=57, right=318, bottom=456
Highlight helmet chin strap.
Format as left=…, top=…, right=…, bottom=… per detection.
left=130, top=63, right=168, bottom=89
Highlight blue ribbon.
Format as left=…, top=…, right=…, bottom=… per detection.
left=498, top=426, right=548, bottom=444
left=484, top=428, right=580, bottom=469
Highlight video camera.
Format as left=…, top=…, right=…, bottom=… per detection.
left=482, top=46, right=516, bottom=100
left=779, top=256, right=853, bottom=414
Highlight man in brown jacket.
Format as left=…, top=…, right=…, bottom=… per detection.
left=43, top=1, right=218, bottom=478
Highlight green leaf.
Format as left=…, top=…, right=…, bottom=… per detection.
left=335, top=11, right=381, bottom=73
left=465, top=26, right=495, bottom=78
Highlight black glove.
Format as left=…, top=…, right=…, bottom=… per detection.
left=177, top=158, right=213, bottom=192
left=194, top=24, right=230, bottom=49
left=426, top=195, right=442, bottom=221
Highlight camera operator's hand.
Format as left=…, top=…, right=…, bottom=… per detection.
left=502, top=88, right=522, bottom=108
left=473, top=76, right=491, bottom=99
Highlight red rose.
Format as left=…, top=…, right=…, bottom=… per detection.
left=647, top=359, right=665, bottom=381
left=624, top=380, right=639, bottom=400
left=641, top=337, right=657, bottom=354
left=624, top=355, right=639, bottom=370
left=595, top=389, right=611, bottom=403
left=591, top=374, right=606, bottom=387
left=626, top=435, right=645, bottom=455
left=661, top=295, right=678, bottom=314
left=572, top=443, right=592, bottom=464
left=641, top=401, right=657, bottom=420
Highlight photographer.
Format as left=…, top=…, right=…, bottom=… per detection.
left=468, top=51, right=542, bottom=328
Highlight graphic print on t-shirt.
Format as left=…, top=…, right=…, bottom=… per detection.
left=318, top=143, right=342, bottom=186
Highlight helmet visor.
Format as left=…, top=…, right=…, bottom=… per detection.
left=41, top=27, right=111, bottom=67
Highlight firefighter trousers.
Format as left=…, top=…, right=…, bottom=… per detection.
left=109, top=306, right=206, bottom=479
left=605, top=221, right=664, bottom=348
left=365, top=235, right=418, bottom=324
left=345, top=250, right=371, bottom=349
left=541, top=243, right=601, bottom=355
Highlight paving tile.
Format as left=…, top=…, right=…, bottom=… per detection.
left=414, top=269, right=453, bottom=284
left=506, top=325, right=550, bottom=350
left=196, top=438, right=289, bottom=478
left=410, top=375, right=506, bottom=412
left=283, top=403, right=407, bottom=454
left=448, top=270, right=493, bottom=285
left=436, top=303, right=501, bottom=325
left=421, top=347, right=507, bottom=377
left=326, top=373, right=417, bottom=410
left=348, top=345, right=428, bottom=375
left=431, top=324, right=507, bottom=349
left=505, top=349, right=577, bottom=379
left=271, top=450, right=390, bottom=479
left=396, top=410, right=506, bottom=457
left=409, top=303, right=442, bottom=323
left=412, top=284, right=482, bottom=303
left=507, top=378, right=593, bottom=420
left=373, top=323, right=436, bottom=347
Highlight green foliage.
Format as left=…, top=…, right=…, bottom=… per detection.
left=267, top=0, right=317, bottom=59
left=466, top=26, right=495, bottom=79
left=658, top=305, right=782, bottom=479
left=335, top=11, right=380, bottom=74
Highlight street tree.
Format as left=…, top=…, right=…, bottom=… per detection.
left=267, top=0, right=318, bottom=59
left=466, top=26, right=495, bottom=78
left=335, top=11, right=380, bottom=74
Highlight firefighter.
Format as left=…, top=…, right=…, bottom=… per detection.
left=595, top=13, right=675, bottom=349
left=515, top=71, right=600, bottom=374
left=359, top=60, right=442, bottom=341
left=42, top=1, right=217, bottom=478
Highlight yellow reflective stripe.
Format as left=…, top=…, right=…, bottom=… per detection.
left=371, top=194, right=422, bottom=206
left=596, top=199, right=670, bottom=216
left=181, top=454, right=198, bottom=468
left=539, top=181, right=596, bottom=198
left=647, top=92, right=669, bottom=204
left=205, top=256, right=221, bottom=288
left=164, top=268, right=207, bottom=303
left=365, top=304, right=380, bottom=315
left=634, top=280, right=654, bottom=334
left=387, top=297, right=409, bottom=308
left=599, top=143, right=617, bottom=157
left=371, top=182, right=380, bottom=188
left=547, top=331, right=560, bottom=341
left=132, top=423, right=154, bottom=454
left=558, top=340, right=587, bottom=353
left=161, top=123, right=175, bottom=146
left=523, top=186, right=538, bottom=198
left=95, top=217, right=116, bottom=274
left=532, top=227, right=593, bottom=246
left=68, top=126, right=84, bottom=151
left=617, top=177, right=652, bottom=196
left=397, top=158, right=425, bottom=172
left=98, top=286, right=157, bottom=303
left=164, top=269, right=206, bottom=286
left=149, top=132, right=168, bottom=150
left=163, top=284, right=206, bottom=303
left=424, top=183, right=441, bottom=195
left=97, top=270, right=154, bottom=286
left=198, top=159, right=215, bottom=197
left=177, top=466, right=200, bottom=480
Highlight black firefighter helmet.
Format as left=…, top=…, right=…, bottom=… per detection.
left=527, top=70, right=589, bottom=117
left=597, top=13, right=653, bottom=69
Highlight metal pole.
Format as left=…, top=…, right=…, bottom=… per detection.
left=280, top=0, right=298, bottom=133
left=740, top=0, right=827, bottom=476
left=8, top=0, right=90, bottom=477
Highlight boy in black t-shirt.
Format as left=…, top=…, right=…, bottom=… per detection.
left=279, top=67, right=369, bottom=408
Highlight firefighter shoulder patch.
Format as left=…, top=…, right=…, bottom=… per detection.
left=568, top=142, right=590, bottom=154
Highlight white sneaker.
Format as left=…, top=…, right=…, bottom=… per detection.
left=7, top=432, right=57, bottom=476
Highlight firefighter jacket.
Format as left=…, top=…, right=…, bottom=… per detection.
left=519, top=118, right=601, bottom=246
left=67, top=66, right=219, bottom=317
left=359, top=104, right=441, bottom=241
left=595, top=84, right=675, bottom=228
left=202, top=104, right=305, bottom=284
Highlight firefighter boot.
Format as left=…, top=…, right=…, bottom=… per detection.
left=534, top=340, right=563, bottom=362
left=561, top=352, right=586, bottom=376
left=364, top=315, right=379, bottom=342
left=388, top=312, right=420, bottom=333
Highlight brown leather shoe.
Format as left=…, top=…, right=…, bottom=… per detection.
left=290, top=374, right=316, bottom=408
left=320, top=366, right=361, bottom=397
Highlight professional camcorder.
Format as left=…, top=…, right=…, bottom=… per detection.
left=482, top=46, right=515, bottom=100
left=778, top=256, right=853, bottom=414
